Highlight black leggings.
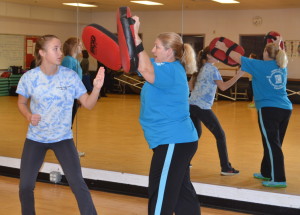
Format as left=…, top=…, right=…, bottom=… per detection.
left=148, top=141, right=200, bottom=215
left=258, top=107, right=292, bottom=182
left=189, top=104, right=232, bottom=171
left=19, top=139, right=97, bottom=215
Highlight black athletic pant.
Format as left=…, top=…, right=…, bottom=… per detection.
left=19, top=139, right=97, bottom=215
left=148, top=141, right=200, bottom=215
left=189, top=104, right=232, bottom=171
left=258, top=107, right=292, bottom=182
left=72, top=99, right=79, bottom=126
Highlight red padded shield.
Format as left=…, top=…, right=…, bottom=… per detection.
left=265, top=31, right=284, bottom=50
left=209, top=37, right=245, bottom=67
left=82, top=24, right=121, bottom=71
left=117, top=7, right=139, bottom=73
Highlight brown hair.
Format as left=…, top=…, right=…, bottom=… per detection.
left=34, top=35, right=59, bottom=66
left=265, top=43, right=288, bottom=68
left=63, top=37, right=80, bottom=56
left=157, top=32, right=197, bottom=74
left=190, top=46, right=211, bottom=90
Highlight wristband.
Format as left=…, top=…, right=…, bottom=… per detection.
left=136, top=42, right=144, bottom=53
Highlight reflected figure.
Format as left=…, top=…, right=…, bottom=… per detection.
left=216, top=36, right=292, bottom=188
left=189, top=46, right=244, bottom=176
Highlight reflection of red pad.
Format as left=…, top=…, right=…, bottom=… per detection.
left=117, top=7, right=139, bottom=73
left=209, top=37, right=245, bottom=67
left=265, top=31, right=284, bottom=50
left=82, top=24, right=121, bottom=71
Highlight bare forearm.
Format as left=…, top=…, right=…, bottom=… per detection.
left=18, top=102, right=32, bottom=122
left=80, top=88, right=100, bottom=110
left=215, top=41, right=242, bottom=65
left=217, top=70, right=244, bottom=91
left=229, top=51, right=242, bottom=65
left=137, top=51, right=155, bottom=83
left=132, top=16, right=155, bottom=84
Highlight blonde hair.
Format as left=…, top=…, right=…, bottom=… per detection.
left=34, top=35, right=59, bottom=66
left=63, top=37, right=80, bottom=56
left=265, top=43, right=288, bottom=68
left=157, top=32, right=197, bottom=74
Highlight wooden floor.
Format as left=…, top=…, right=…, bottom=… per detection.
left=0, top=175, right=247, bottom=215
left=0, top=94, right=300, bottom=212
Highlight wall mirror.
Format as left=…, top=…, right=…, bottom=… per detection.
left=0, top=1, right=300, bottom=211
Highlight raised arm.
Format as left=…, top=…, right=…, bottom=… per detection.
left=78, top=66, right=104, bottom=110
left=132, top=16, right=155, bottom=84
left=215, top=41, right=243, bottom=65
left=215, top=69, right=245, bottom=91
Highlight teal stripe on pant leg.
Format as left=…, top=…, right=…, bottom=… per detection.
left=154, top=144, right=175, bottom=215
left=258, top=109, right=275, bottom=181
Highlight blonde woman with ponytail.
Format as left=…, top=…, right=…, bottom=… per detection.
left=189, top=46, right=244, bottom=176
left=132, top=16, right=200, bottom=215
left=216, top=36, right=292, bottom=188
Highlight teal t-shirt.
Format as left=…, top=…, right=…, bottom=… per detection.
left=61, top=55, right=83, bottom=80
left=139, top=59, right=198, bottom=149
left=16, top=66, right=87, bottom=143
left=241, top=56, right=292, bottom=110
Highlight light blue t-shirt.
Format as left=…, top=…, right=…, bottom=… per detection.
left=16, top=66, right=87, bottom=143
left=189, top=63, right=222, bottom=109
left=241, top=56, right=292, bottom=110
left=139, top=59, right=198, bottom=149
left=61, top=55, right=83, bottom=80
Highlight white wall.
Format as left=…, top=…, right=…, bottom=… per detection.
left=0, top=2, right=299, bottom=78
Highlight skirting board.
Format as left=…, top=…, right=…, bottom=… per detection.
left=0, top=156, right=299, bottom=214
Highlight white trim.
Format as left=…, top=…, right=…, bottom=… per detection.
left=1, top=156, right=299, bottom=209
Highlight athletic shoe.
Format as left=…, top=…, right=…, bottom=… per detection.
left=78, top=151, right=85, bottom=157
left=253, top=173, right=271, bottom=181
left=262, top=181, right=287, bottom=188
left=248, top=103, right=255, bottom=108
left=221, top=168, right=239, bottom=176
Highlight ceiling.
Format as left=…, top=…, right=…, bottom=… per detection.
left=3, top=0, right=300, bottom=12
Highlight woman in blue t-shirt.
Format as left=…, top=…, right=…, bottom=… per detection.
left=216, top=37, right=292, bottom=188
left=189, top=46, right=244, bottom=176
left=61, top=37, right=83, bottom=126
left=17, top=35, right=104, bottom=214
left=133, top=16, right=200, bottom=215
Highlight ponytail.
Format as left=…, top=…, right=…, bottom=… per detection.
left=181, top=43, right=197, bottom=75
left=276, top=49, right=288, bottom=68
left=189, top=46, right=210, bottom=91
left=157, top=32, right=197, bottom=74
left=265, top=43, right=288, bottom=68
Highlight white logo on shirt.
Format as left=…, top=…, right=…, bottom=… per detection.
left=267, top=69, right=285, bottom=89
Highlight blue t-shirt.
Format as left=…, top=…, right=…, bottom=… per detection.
left=16, top=66, right=87, bottom=143
left=241, top=56, right=292, bottom=110
left=61, top=55, right=83, bottom=80
left=189, top=63, right=222, bottom=109
left=139, top=59, right=198, bottom=149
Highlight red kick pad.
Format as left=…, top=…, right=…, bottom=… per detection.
left=265, top=31, right=285, bottom=50
left=82, top=24, right=121, bottom=71
left=209, top=37, right=245, bottom=67
left=117, top=6, right=139, bottom=73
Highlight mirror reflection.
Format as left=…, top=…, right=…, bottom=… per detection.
left=0, top=0, right=300, bottom=205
